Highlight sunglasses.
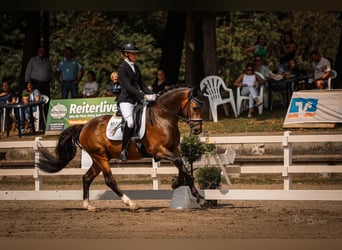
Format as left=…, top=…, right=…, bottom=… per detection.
left=247, top=68, right=254, bottom=71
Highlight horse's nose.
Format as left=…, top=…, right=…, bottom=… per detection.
left=192, top=127, right=202, bottom=135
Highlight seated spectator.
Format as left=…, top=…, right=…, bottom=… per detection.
left=234, top=63, right=264, bottom=118
left=20, top=80, right=41, bottom=133
left=103, top=71, right=121, bottom=98
left=82, top=70, right=99, bottom=98
left=151, top=69, right=172, bottom=95
left=287, top=59, right=301, bottom=76
left=0, top=80, right=17, bottom=104
left=254, top=56, right=270, bottom=109
left=310, top=50, right=331, bottom=89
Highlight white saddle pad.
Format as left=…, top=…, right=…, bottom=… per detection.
left=105, top=105, right=147, bottom=141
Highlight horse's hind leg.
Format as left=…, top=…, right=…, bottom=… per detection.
left=82, top=164, right=102, bottom=211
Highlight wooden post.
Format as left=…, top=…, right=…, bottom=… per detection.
left=282, top=131, right=292, bottom=190
left=152, top=159, right=161, bottom=190
left=34, top=137, right=42, bottom=191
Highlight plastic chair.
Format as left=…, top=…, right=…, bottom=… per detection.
left=200, top=75, right=237, bottom=122
left=327, top=69, right=337, bottom=90
left=236, top=72, right=264, bottom=116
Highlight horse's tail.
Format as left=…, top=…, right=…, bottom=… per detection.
left=37, top=125, right=84, bottom=173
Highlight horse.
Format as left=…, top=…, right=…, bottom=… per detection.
left=37, top=87, right=205, bottom=211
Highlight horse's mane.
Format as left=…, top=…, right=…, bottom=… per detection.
left=156, top=87, right=190, bottom=104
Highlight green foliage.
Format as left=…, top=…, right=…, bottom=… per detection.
left=0, top=11, right=341, bottom=100
left=196, top=166, right=222, bottom=189
left=179, top=134, right=207, bottom=165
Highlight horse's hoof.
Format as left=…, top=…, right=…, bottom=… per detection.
left=171, top=180, right=181, bottom=189
left=87, top=205, right=97, bottom=211
left=130, top=203, right=140, bottom=212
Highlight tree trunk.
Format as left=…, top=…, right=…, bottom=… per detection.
left=334, top=20, right=342, bottom=89
left=184, top=12, right=203, bottom=88
left=20, top=12, right=41, bottom=90
left=202, top=13, right=217, bottom=76
left=42, top=12, right=50, bottom=57
left=158, top=12, right=186, bottom=85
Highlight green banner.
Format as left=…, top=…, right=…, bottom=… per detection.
left=45, top=97, right=118, bottom=132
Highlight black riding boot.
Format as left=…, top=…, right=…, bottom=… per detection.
left=120, top=126, right=134, bottom=161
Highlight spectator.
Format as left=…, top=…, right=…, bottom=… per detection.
left=254, top=56, right=270, bottom=80
left=56, top=46, right=84, bottom=99
left=276, top=31, right=297, bottom=73
left=254, top=56, right=270, bottom=109
left=24, top=46, right=54, bottom=116
left=0, top=80, right=17, bottom=104
left=310, top=50, right=331, bottom=90
left=234, top=63, right=264, bottom=118
left=287, top=58, right=301, bottom=76
left=103, top=71, right=121, bottom=98
left=20, top=80, right=41, bottom=133
left=244, top=34, right=271, bottom=62
left=82, top=70, right=99, bottom=98
left=151, top=69, right=172, bottom=94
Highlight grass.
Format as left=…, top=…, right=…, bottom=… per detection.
left=178, top=105, right=342, bottom=136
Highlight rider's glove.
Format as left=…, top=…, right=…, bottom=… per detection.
left=144, top=94, right=157, bottom=102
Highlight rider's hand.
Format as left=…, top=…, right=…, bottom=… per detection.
left=144, top=94, right=157, bottom=102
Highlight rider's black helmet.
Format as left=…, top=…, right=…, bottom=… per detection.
left=121, top=42, right=139, bottom=53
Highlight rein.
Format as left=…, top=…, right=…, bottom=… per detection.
left=154, top=92, right=203, bottom=129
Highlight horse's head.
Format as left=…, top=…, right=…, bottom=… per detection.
left=182, top=88, right=204, bottom=135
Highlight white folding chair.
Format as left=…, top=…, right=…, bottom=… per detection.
left=200, top=75, right=237, bottom=122
left=236, top=72, right=264, bottom=116
left=327, top=69, right=337, bottom=90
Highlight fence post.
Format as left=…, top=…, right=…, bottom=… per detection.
left=282, top=131, right=292, bottom=190
left=152, top=158, right=160, bottom=190
left=34, top=137, right=43, bottom=191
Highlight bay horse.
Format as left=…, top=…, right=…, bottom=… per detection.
left=37, top=87, right=205, bottom=211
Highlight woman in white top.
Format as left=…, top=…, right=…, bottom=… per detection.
left=82, top=70, right=99, bottom=98
left=234, top=63, right=263, bottom=118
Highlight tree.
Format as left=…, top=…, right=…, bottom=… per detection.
left=184, top=12, right=204, bottom=88
left=20, top=12, right=40, bottom=90
left=158, top=12, right=186, bottom=85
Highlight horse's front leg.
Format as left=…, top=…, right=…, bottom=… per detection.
left=172, top=157, right=205, bottom=206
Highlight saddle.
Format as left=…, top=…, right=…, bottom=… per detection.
left=106, top=103, right=150, bottom=159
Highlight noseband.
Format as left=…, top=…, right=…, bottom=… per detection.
left=181, top=95, right=203, bottom=130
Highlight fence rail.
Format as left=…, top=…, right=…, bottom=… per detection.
left=1, top=132, right=342, bottom=201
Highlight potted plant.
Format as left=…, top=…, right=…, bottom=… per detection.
left=196, top=165, right=222, bottom=207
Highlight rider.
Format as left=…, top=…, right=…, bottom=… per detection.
left=117, top=41, right=157, bottom=161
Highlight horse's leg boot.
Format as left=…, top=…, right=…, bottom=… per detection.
left=120, top=127, right=134, bottom=161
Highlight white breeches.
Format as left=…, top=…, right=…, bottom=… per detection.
left=119, top=102, right=136, bottom=128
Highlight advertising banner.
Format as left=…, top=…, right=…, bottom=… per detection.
left=45, top=97, right=118, bottom=133
left=283, top=90, right=342, bottom=126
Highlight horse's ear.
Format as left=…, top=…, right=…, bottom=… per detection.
left=191, top=87, right=204, bottom=100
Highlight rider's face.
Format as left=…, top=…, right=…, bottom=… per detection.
left=127, top=52, right=137, bottom=62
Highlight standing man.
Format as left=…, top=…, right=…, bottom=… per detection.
left=310, top=49, right=331, bottom=89
left=56, top=46, right=84, bottom=98
left=25, top=46, right=54, bottom=116
left=117, top=41, right=156, bottom=161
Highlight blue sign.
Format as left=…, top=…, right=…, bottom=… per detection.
left=287, top=98, right=318, bottom=118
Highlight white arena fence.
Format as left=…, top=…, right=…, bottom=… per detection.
left=0, top=131, right=342, bottom=201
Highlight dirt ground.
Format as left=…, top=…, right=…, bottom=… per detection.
left=1, top=181, right=342, bottom=239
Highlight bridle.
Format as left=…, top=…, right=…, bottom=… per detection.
left=155, top=90, right=203, bottom=131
